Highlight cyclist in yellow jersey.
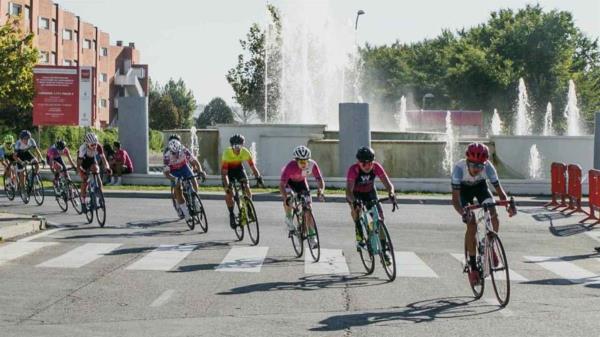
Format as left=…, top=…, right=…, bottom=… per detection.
left=221, top=134, right=263, bottom=228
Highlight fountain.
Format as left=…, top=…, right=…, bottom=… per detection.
left=393, top=96, right=409, bottom=132
left=490, top=109, right=503, bottom=135
left=189, top=126, right=199, bottom=158
left=250, top=142, right=258, bottom=164
left=564, top=79, right=582, bottom=136
left=442, top=111, right=456, bottom=174
left=543, top=102, right=553, bottom=136
left=528, top=144, right=543, bottom=179
left=514, top=78, right=532, bottom=136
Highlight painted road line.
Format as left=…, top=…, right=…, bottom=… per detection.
left=215, top=246, right=269, bottom=273
left=18, top=228, right=65, bottom=242
left=0, top=242, right=58, bottom=266
left=126, top=245, right=197, bottom=271
left=37, top=243, right=122, bottom=268
left=150, top=289, right=175, bottom=307
left=305, top=249, right=349, bottom=275
left=451, top=253, right=528, bottom=282
left=395, top=251, right=438, bottom=278
left=525, top=256, right=598, bottom=284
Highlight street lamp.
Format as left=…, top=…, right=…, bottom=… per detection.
left=355, top=10, right=365, bottom=30
left=422, top=93, right=434, bottom=110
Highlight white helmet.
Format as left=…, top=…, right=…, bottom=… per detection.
left=84, top=132, right=98, bottom=145
left=292, top=145, right=311, bottom=160
left=168, top=139, right=183, bottom=153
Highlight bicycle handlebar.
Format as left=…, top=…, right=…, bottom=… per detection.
left=355, top=195, right=398, bottom=212
left=463, top=197, right=517, bottom=214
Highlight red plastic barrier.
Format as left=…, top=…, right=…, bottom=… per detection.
left=561, top=164, right=589, bottom=215
left=580, top=169, right=600, bottom=226
left=544, top=162, right=567, bottom=210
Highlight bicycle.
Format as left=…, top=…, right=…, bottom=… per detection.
left=2, top=162, right=17, bottom=201
left=177, top=174, right=208, bottom=232
left=80, top=170, right=106, bottom=227
left=288, top=191, right=321, bottom=262
left=230, top=179, right=260, bottom=245
left=355, top=197, right=398, bottom=281
left=15, top=160, right=44, bottom=206
left=52, top=167, right=81, bottom=213
left=462, top=197, right=517, bottom=307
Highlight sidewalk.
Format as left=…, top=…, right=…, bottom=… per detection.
left=0, top=213, right=46, bottom=242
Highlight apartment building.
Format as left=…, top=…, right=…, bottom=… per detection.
left=0, top=0, right=148, bottom=128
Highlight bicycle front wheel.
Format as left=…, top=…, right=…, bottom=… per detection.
left=304, top=211, right=320, bottom=262
left=68, top=182, right=82, bottom=214
left=95, top=187, right=106, bottom=227
left=244, top=197, right=260, bottom=245
left=358, top=219, right=375, bottom=275
left=55, top=184, right=68, bottom=212
left=192, top=194, right=208, bottom=233
left=290, top=212, right=304, bottom=258
left=19, top=176, right=30, bottom=204
left=489, top=235, right=510, bottom=307
left=233, top=200, right=244, bottom=241
left=464, top=243, right=484, bottom=299
left=4, top=175, right=15, bottom=201
left=379, top=222, right=396, bottom=281
left=32, top=174, right=44, bottom=206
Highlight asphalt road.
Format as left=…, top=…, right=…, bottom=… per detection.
left=0, top=194, right=599, bottom=337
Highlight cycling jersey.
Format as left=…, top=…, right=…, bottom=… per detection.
left=281, top=159, right=323, bottom=194
left=0, top=144, right=15, bottom=161
left=78, top=143, right=104, bottom=171
left=14, top=138, right=37, bottom=153
left=47, top=146, right=70, bottom=160
left=221, top=147, right=254, bottom=171
left=451, top=159, right=499, bottom=190
left=347, top=161, right=388, bottom=194
left=164, top=147, right=193, bottom=172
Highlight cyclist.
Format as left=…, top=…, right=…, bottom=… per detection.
left=77, top=132, right=111, bottom=212
left=0, top=135, right=17, bottom=188
left=221, top=134, right=264, bottom=229
left=47, top=140, right=77, bottom=189
left=451, top=142, right=515, bottom=286
left=163, top=139, right=206, bottom=221
left=164, top=134, right=183, bottom=201
left=279, top=145, right=325, bottom=248
left=346, top=146, right=396, bottom=263
left=14, top=130, right=44, bottom=190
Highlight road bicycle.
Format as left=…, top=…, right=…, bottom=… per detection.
left=52, top=167, right=81, bottom=213
left=16, top=160, right=44, bottom=205
left=177, top=174, right=208, bottom=232
left=81, top=170, right=106, bottom=227
left=230, top=179, right=260, bottom=245
left=288, top=191, right=321, bottom=262
left=3, top=162, right=17, bottom=201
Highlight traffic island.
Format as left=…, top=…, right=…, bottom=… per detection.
left=0, top=213, right=46, bottom=242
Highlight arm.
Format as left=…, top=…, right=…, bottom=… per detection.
left=452, top=189, right=463, bottom=216
left=279, top=180, right=288, bottom=200
left=66, top=151, right=77, bottom=169
left=346, top=180, right=356, bottom=204
left=221, top=167, right=230, bottom=189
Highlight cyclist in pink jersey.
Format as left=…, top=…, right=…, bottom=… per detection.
left=280, top=146, right=324, bottom=248
left=46, top=140, right=77, bottom=186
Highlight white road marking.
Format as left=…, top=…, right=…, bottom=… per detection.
left=18, top=228, right=65, bottom=242
left=37, top=243, right=121, bottom=268
left=0, top=242, right=58, bottom=266
left=450, top=253, right=528, bottom=282
left=305, top=249, right=349, bottom=275
left=215, top=246, right=269, bottom=273
left=525, top=256, right=598, bottom=284
left=126, top=245, right=197, bottom=271
left=150, top=289, right=175, bottom=307
left=395, top=251, right=438, bottom=278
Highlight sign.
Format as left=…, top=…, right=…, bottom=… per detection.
left=78, top=67, right=93, bottom=126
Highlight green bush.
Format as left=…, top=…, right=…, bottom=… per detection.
left=149, top=130, right=164, bottom=152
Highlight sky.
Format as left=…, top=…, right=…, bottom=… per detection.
left=54, top=0, right=600, bottom=106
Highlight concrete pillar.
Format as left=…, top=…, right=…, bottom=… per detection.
left=595, top=112, right=600, bottom=169
left=338, top=103, right=370, bottom=176
left=117, top=97, right=149, bottom=174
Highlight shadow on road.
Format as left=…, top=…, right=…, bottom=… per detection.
left=549, top=222, right=593, bottom=237
left=310, top=296, right=500, bottom=331
left=126, top=218, right=180, bottom=228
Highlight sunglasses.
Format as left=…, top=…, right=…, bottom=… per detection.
left=359, top=160, right=373, bottom=165
left=297, top=159, right=308, bottom=165
left=467, top=161, right=485, bottom=170
left=232, top=144, right=242, bottom=149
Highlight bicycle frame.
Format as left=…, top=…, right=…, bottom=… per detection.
left=358, top=201, right=383, bottom=255
left=289, top=192, right=310, bottom=234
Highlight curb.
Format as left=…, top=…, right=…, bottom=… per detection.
left=0, top=215, right=46, bottom=242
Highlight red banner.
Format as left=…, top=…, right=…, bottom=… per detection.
left=32, top=66, right=79, bottom=126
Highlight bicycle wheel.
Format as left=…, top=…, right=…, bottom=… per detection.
left=95, top=185, right=106, bottom=228
left=32, top=174, right=44, bottom=206
left=489, top=235, right=510, bottom=307
left=290, top=212, right=304, bottom=258
left=191, top=193, right=208, bottom=233
left=69, top=182, right=82, bottom=214
left=245, top=197, right=260, bottom=245
left=379, top=222, right=396, bottom=281
left=171, top=186, right=184, bottom=219
left=464, top=244, right=484, bottom=299
left=304, top=211, right=320, bottom=262
left=358, top=218, right=375, bottom=275
left=55, top=183, right=68, bottom=212
left=233, top=200, right=244, bottom=241
left=18, top=172, right=30, bottom=204
left=3, top=175, right=15, bottom=201
left=83, top=193, right=94, bottom=224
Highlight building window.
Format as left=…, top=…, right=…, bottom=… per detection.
left=63, top=59, right=72, bottom=66
left=8, top=3, right=22, bottom=16
left=84, top=39, right=92, bottom=49
left=39, top=51, right=49, bottom=64
left=63, top=29, right=72, bottom=40
left=24, top=6, right=30, bottom=21
left=100, top=47, right=108, bottom=57
left=51, top=19, right=57, bottom=33
left=39, top=17, right=50, bottom=30
left=50, top=52, right=56, bottom=65
left=100, top=99, right=108, bottom=108
left=101, top=73, right=108, bottom=82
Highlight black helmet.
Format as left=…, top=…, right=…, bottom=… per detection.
left=229, top=134, right=245, bottom=146
left=356, top=146, right=375, bottom=162
left=168, top=133, right=181, bottom=142
left=55, top=140, right=66, bottom=151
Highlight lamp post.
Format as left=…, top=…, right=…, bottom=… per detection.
left=422, top=93, right=434, bottom=110
left=355, top=10, right=365, bottom=30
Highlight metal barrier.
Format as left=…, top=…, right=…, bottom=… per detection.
left=561, top=164, right=588, bottom=216
left=579, top=169, right=600, bottom=226
left=544, top=162, right=567, bottom=210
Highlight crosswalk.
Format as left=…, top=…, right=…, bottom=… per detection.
left=1, top=240, right=600, bottom=286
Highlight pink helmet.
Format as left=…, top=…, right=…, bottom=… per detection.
left=465, top=143, right=489, bottom=164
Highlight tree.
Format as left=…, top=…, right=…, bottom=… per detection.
left=148, top=78, right=197, bottom=130
left=151, top=95, right=180, bottom=130
left=0, top=16, right=38, bottom=131
left=163, top=79, right=196, bottom=128
left=196, top=97, right=234, bottom=128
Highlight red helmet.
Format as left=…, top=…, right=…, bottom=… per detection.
left=465, top=143, right=489, bottom=164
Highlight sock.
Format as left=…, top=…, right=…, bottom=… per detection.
left=228, top=206, right=234, bottom=216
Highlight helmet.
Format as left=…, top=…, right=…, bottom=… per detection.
left=3, top=134, right=14, bottom=144
left=19, top=130, right=31, bottom=139
left=229, top=134, right=245, bottom=146
left=168, top=139, right=183, bottom=153
left=465, top=142, right=489, bottom=164
left=55, top=140, right=66, bottom=150
left=356, top=146, right=375, bottom=162
left=292, top=145, right=311, bottom=160
left=167, top=133, right=181, bottom=142
left=84, top=132, right=98, bottom=145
